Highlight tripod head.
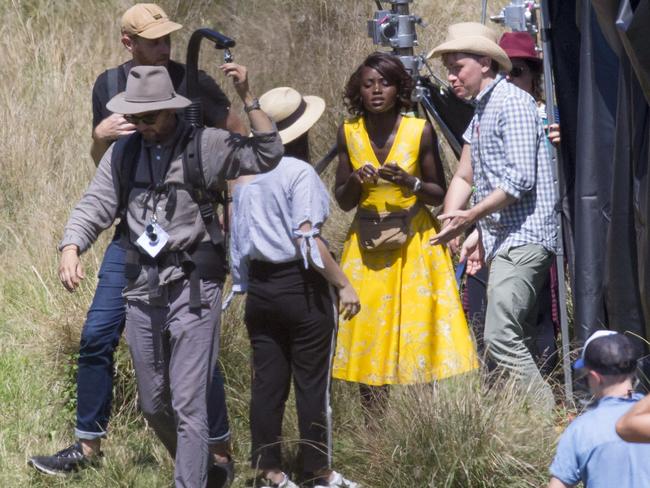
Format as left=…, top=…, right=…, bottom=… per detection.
left=490, top=0, right=539, bottom=34
left=367, top=0, right=423, bottom=76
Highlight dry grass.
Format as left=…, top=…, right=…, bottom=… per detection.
left=0, top=1, right=560, bottom=487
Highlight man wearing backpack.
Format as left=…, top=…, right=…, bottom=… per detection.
left=48, top=64, right=280, bottom=488
left=28, top=5, right=243, bottom=485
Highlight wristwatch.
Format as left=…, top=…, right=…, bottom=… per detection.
left=412, top=177, right=422, bottom=192
left=244, top=98, right=261, bottom=113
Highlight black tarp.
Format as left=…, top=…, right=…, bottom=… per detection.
left=554, top=0, right=650, bottom=361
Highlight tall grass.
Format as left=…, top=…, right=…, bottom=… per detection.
left=0, top=1, right=562, bottom=487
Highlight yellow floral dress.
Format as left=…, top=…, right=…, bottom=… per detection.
left=332, top=115, right=478, bottom=385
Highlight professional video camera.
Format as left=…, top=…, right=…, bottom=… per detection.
left=366, top=0, right=473, bottom=158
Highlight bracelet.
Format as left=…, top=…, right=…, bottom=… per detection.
left=244, top=98, right=261, bottom=113
left=412, top=177, right=422, bottom=192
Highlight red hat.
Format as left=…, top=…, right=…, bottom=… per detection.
left=498, top=32, right=540, bottom=62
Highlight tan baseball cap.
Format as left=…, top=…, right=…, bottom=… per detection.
left=121, top=3, right=182, bottom=39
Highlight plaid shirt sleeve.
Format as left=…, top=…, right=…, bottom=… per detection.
left=497, top=95, right=539, bottom=200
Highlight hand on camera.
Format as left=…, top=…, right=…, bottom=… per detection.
left=220, top=63, right=250, bottom=100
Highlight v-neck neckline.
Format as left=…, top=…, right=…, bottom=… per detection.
left=361, top=115, right=404, bottom=167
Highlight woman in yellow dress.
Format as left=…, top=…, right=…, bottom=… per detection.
left=332, top=52, right=477, bottom=413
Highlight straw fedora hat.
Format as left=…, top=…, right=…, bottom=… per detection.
left=106, top=65, right=191, bottom=115
left=259, top=87, right=325, bottom=144
left=427, top=22, right=512, bottom=73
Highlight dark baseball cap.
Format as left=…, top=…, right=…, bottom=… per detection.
left=574, top=330, right=638, bottom=375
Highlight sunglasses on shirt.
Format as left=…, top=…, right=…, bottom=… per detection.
left=124, top=111, right=161, bottom=125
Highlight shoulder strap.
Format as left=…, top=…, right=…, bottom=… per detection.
left=112, top=132, right=143, bottom=220
left=106, top=67, right=120, bottom=101
left=182, top=128, right=227, bottom=245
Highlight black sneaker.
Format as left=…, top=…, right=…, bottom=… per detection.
left=208, top=457, right=235, bottom=488
left=28, top=442, right=102, bottom=475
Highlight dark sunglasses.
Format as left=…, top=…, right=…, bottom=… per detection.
left=509, top=65, right=529, bottom=78
left=125, top=111, right=161, bottom=125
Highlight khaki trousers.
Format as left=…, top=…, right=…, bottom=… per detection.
left=485, top=244, right=554, bottom=407
left=125, top=279, right=222, bottom=488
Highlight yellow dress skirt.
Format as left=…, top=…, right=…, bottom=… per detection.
left=332, top=116, right=478, bottom=385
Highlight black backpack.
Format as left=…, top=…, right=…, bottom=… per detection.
left=111, top=127, right=225, bottom=246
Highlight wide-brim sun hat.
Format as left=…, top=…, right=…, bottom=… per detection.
left=121, top=3, right=182, bottom=40
left=427, top=22, right=512, bottom=73
left=259, top=87, right=326, bottom=144
left=106, top=65, right=191, bottom=115
left=499, top=32, right=541, bottom=63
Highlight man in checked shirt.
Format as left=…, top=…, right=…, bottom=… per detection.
left=428, top=22, right=557, bottom=407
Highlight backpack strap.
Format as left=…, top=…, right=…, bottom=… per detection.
left=182, top=127, right=226, bottom=245
left=106, top=67, right=120, bottom=101
left=111, top=132, right=143, bottom=231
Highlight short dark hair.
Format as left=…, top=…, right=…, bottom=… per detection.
left=344, top=52, right=414, bottom=116
left=584, top=333, right=639, bottom=376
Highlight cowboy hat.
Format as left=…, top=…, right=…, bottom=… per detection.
left=499, top=32, right=541, bottom=63
left=106, top=65, right=191, bottom=115
left=121, top=3, right=182, bottom=40
left=259, top=87, right=325, bottom=144
left=427, top=22, right=512, bottom=73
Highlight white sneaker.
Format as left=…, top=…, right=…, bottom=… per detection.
left=314, top=470, right=359, bottom=488
left=257, top=473, right=299, bottom=488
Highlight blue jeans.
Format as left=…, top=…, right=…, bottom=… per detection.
left=75, top=238, right=231, bottom=443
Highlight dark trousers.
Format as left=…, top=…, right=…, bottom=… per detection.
left=75, top=238, right=230, bottom=443
left=245, top=260, right=334, bottom=475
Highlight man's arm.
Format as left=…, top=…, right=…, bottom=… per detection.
left=203, top=64, right=282, bottom=183
left=429, top=143, right=474, bottom=245
left=616, top=394, right=650, bottom=442
left=59, top=145, right=121, bottom=291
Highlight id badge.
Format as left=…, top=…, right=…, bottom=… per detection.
left=136, top=222, right=169, bottom=258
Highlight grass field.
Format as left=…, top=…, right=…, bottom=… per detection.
left=0, top=0, right=565, bottom=486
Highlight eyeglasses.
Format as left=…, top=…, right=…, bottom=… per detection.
left=509, top=65, right=529, bottom=78
left=125, top=111, right=161, bottom=125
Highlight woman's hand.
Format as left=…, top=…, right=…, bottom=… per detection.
left=338, top=283, right=361, bottom=320
left=351, top=163, right=379, bottom=185
left=377, top=162, right=415, bottom=188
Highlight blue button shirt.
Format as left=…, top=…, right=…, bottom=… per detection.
left=229, top=156, right=330, bottom=292
left=463, top=75, right=557, bottom=261
left=550, top=393, right=650, bottom=487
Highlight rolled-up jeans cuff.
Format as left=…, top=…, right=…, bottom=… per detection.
left=208, top=430, right=231, bottom=445
left=75, top=428, right=106, bottom=441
